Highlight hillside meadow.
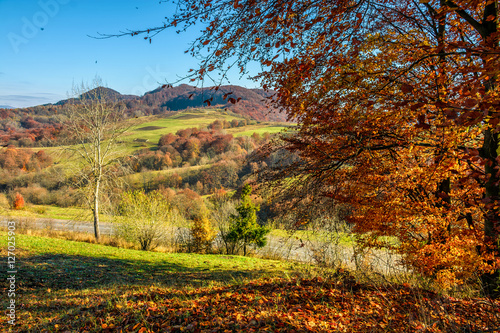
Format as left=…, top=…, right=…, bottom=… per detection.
left=1, top=232, right=499, bottom=332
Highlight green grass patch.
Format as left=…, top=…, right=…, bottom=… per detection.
left=122, top=109, right=247, bottom=147
left=0, top=232, right=305, bottom=330
left=228, top=123, right=294, bottom=137
left=1, top=205, right=114, bottom=223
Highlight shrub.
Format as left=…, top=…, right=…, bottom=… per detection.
left=0, top=193, right=9, bottom=210
left=12, top=193, right=25, bottom=210
left=18, top=185, right=49, bottom=205
left=225, top=184, right=269, bottom=255
left=115, top=190, right=182, bottom=251
left=190, top=216, right=216, bottom=253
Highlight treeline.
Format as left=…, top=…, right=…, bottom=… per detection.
left=0, top=146, right=52, bottom=174
left=0, top=109, right=64, bottom=147
left=0, top=146, right=81, bottom=207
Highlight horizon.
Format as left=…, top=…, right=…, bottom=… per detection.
left=0, top=0, right=259, bottom=108
left=1, top=83, right=269, bottom=110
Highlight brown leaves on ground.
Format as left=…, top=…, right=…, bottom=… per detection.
left=17, top=276, right=500, bottom=332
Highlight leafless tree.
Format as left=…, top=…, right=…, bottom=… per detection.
left=65, top=78, right=128, bottom=241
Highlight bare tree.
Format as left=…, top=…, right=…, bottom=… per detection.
left=65, top=78, right=128, bottom=241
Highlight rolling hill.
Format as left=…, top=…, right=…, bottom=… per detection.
left=142, top=84, right=286, bottom=122
left=47, top=84, right=286, bottom=122
left=0, top=84, right=288, bottom=147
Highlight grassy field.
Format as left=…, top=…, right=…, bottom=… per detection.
left=124, top=164, right=213, bottom=189
left=227, top=122, right=293, bottom=137
left=0, top=232, right=301, bottom=331
left=1, top=232, right=499, bottom=332
left=39, top=108, right=290, bottom=162
left=0, top=205, right=113, bottom=223
left=122, top=109, right=248, bottom=149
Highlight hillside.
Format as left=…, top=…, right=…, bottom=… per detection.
left=54, top=87, right=137, bottom=106
left=2, top=232, right=498, bottom=332
left=2, top=84, right=284, bottom=122
left=142, top=84, right=286, bottom=122
left=0, top=84, right=287, bottom=147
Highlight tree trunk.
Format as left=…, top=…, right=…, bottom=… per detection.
left=93, top=180, right=101, bottom=241
left=480, top=129, right=500, bottom=297
left=478, top=0, right=500, bottom=298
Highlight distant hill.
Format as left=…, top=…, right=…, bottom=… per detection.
left=55, top=87, right=136, bottom=106
left=0, top=105, right=14, bottom=109
left=142, top=84, right=286, bottom=122
left=1, top=84, right=288, bottom=127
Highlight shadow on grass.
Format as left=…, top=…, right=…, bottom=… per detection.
left=16, top=253, right=267, bottom=291
left=15, top=273, right=500, bottom=333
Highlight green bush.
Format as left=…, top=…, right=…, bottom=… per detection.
left=225, top=184, right=269, bottom=256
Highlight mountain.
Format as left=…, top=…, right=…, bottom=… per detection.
left=0, top=105, right=14, bottom=109
left=141, top=84, right=286, bottom=122
left=55, top=87, right=136, bottom=106
left=3, top=84, right=287, bottom=122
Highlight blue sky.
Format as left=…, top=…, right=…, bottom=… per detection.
left=0, top=0, right=258, bottom=108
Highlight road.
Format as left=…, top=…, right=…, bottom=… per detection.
left=1, top=216, right=405, bottom=274
left=0, top=217, right=115, bottom=235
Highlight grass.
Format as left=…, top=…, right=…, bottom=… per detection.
left=0, top=232, right=302, bottom=331
left=269, top=228, right=354, bottom=245
left=124, top=164, right=212, bottom=189
left=122, top=109, right=249, bottom=150
left=269, top=228, right=399, bottom=248
left=227, top=122, right=293, bottom=137
left=1, top=205, right=114, bottom=223
left=1, top=232, right=499, bottom=332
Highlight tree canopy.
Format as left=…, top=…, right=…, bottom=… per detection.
left=119, top=0, right=500, bottom=296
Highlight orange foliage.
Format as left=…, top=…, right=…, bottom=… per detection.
left=146, top=0, right=500, bottom=294
left=12, top=193, right=24, bottom=210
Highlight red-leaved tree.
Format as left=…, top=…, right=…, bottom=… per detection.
left=108, top=0, right=500, bottom=296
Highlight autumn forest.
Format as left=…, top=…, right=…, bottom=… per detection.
left=2, top=0, right=500, bottom=332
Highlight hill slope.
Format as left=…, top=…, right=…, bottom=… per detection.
left=2, top=84, right=286, bottom=122
left=3, top=232, right=498, bottom=332
left=143, top=84, right=286, bottom=122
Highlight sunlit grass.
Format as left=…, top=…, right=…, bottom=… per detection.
left=1, top=204, right=114, bottom=223
left=122, top=109, right=248, bottom=145
left=1, top=232, right=497, bottom=332
left=228, top=123, right=294, bottom=137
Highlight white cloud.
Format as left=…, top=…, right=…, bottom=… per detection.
left=0, top=92, right=63, bottom=108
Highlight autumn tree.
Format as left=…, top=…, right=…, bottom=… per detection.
left=12, top=193, right=24, bottom=210
left=108, top=0, right=500, bottom=295
left=64, top=78, right=128, bottom=241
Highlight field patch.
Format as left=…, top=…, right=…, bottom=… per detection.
left=136, top=126, right=166, bottom=131
left=174, top=114, right=203, bottom=120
